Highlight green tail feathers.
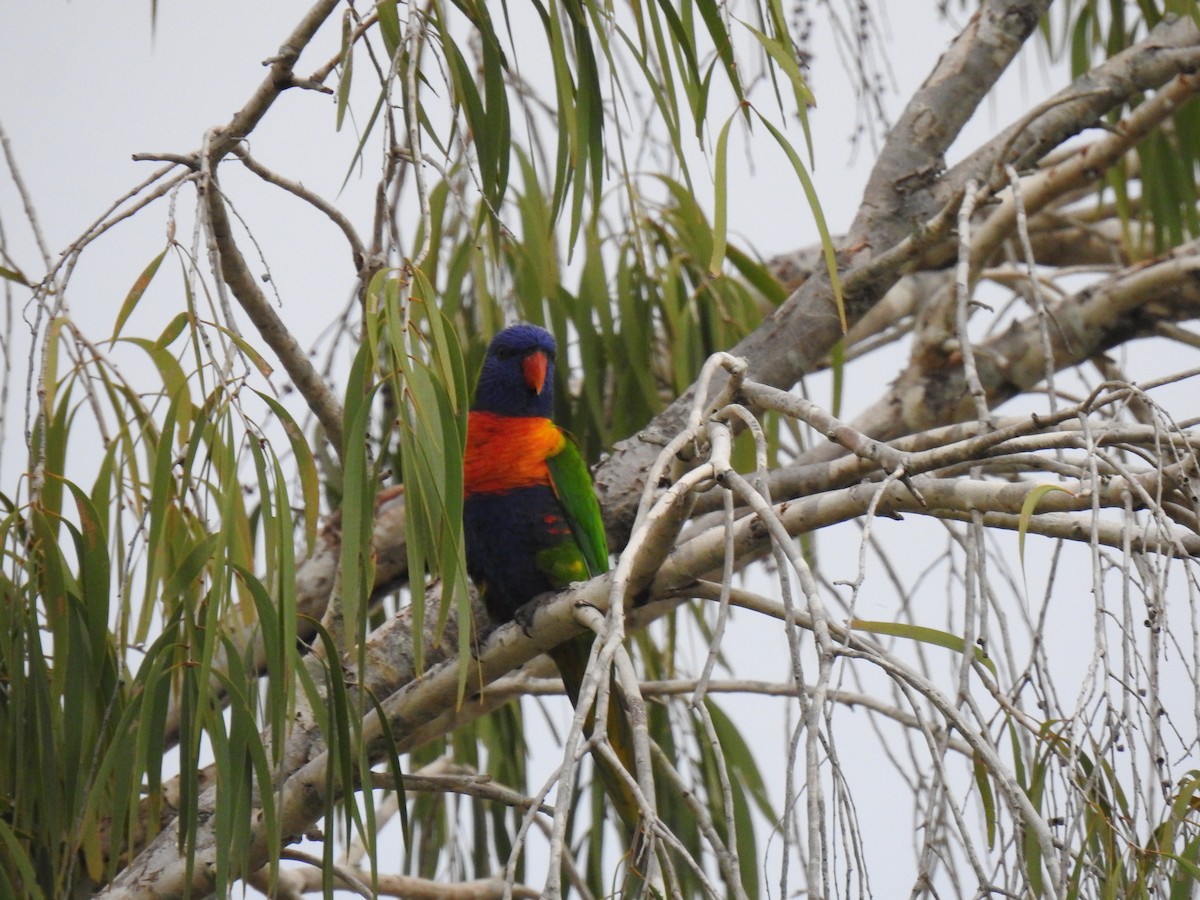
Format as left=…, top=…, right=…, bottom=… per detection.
left=548, top=632, right=641, bottom=835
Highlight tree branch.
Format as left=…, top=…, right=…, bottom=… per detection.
left=202, top=175, right=348, bottom=455
left=593, top=0, right=1054, bottom=548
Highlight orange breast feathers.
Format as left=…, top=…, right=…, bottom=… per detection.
left=464, top=412, right=566, bottom=495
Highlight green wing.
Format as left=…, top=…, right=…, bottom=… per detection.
left=544, top=432, right=640, bottom=840
left=545, top=432, right=610, bottom=578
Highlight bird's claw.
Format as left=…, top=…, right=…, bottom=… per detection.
left=513, top=602, right=537, bottom=638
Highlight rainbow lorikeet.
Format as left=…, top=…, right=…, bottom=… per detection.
left=463, top=323, right=639, bottom=833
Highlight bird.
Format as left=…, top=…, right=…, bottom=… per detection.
left=462, top=322, right=641, bottom=837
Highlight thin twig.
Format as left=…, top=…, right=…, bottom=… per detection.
left=957, top=179, right=994, bottom=426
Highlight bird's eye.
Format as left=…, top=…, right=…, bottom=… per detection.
left=493, top=346, right=519, bottom=360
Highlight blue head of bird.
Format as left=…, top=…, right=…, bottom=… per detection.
left=472, top=323, right=557, bottom=418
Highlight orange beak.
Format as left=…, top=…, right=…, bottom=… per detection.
left=523, top=350, right=548, bottom=394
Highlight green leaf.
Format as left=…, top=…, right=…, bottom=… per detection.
left=738, top=19, right=816, bottom=159
left=0, top=819, right=45, bottom=900
left=828, top=339, right=845, bottom=417
left=339, top=88, right=386, bottom=192
left=40, top=316, right=65, bottom=427
left=112, top=246, right=168, bottom=340
left=708, top=110, right=736, bottom=276
left=336, top=11, right=354, bottom=131
left=377, top=0, right=401, bottom=58
left=750, top=107, right=844, bottom=331
left=161, top=533, right=219, bottom=602
left=199, top=317, right=275, bottom=380
left=695, top=0, right=744, bottom=106
left=255, top=390, right=320, bottom=552
left=1018, top=484, right=1075, bottom=589
left=0, top=264, right=31, bottom=286
left=973, top=754, right=997, bottom=849
left=61, top=479, right=111, bottom=671
left=340, top=341, right=383, bottom=650
left=850, top=618, right=997, bottom=677
left=155, top=311, right=190, bottom=349
left=650, top=0, right=701, bottom=129
left=726, top=244, right=787, bottom=306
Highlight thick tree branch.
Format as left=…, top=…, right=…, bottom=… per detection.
left=595, top=10, right=1200, bottom=554
left=970, top=68, right=1200, bottom=272
left=944, top=15, right=1200, bottom=203
left=848, top=239, right=1200, bottom=444
left=654, top=464, right=1200, bottom=604
left=594, top=0, right=1054, bottom=547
